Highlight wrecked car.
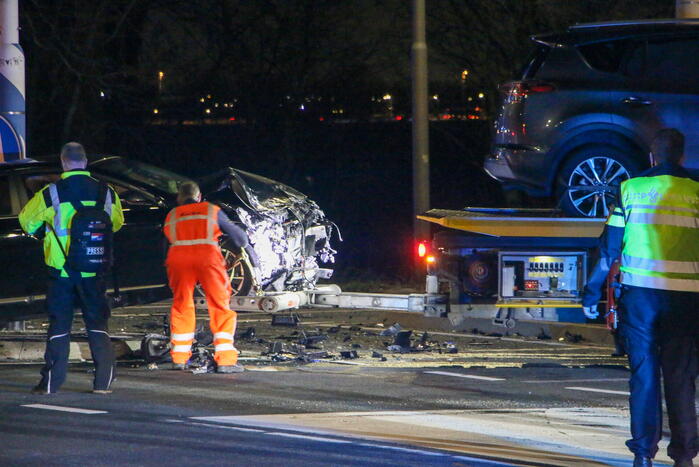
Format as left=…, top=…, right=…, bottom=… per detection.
left=0, top=156, right=338, bottom=321
left=199, top=167, right=338, bottom=294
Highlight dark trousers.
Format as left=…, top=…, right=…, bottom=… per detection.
left=39, top=275, right=115, bottom=393
left=619, top=285, right=699, bottom=461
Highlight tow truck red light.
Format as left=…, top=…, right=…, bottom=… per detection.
left=417, top=242, right=427, bottom=258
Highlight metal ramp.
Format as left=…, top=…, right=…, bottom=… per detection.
left=195, top=284, right=448, bottom=316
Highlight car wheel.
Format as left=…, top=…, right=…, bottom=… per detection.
left=221, top=245, right=254, bottom=297
left=557, top=148, right=642, bottom=218
left=194, top=244, right=254, bottom=299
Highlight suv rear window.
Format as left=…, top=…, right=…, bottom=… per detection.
left=578, top=40, right=629, bottom=73
left=518, top=45, right=550, bottom=79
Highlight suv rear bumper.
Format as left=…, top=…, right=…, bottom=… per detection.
left=484, top=146, right=551, bottom=197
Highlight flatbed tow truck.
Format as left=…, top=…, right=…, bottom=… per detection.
left=200, top=208, right=606, bottom=330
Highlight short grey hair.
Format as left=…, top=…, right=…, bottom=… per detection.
left=60, top=142, right=87, bottom=164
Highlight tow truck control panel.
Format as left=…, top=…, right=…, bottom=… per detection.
left=499, top=251, right=586, bottom=302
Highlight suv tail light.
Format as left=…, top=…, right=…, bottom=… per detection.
left=500, top=81, right=555, bottom=104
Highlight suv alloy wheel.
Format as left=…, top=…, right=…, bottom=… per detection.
left=558, top=148, right=640, bottom=217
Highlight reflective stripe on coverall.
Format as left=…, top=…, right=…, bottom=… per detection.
left=163, top=202, right=238, bottom=366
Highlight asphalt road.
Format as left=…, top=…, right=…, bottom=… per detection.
left=0, top=306, right=685, bottom=466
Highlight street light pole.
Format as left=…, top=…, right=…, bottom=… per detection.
left=411, top=0, right=430, bottom=244
left=0, top=0, right=25, bottom=161
left=677, top=0, right=699, bottom=18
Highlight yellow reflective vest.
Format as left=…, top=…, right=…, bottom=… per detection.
left=18, top=170, right=124, bottom=277
left=609, top=163, right=699, bottom=292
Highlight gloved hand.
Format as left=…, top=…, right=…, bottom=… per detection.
left=582, top=305, right=599, bottom=319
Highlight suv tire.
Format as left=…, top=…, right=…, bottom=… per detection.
left=557, top=146, right=642, bottom=218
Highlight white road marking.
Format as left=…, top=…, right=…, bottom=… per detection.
left=265, top=432, right=351, bottom=444
left=522, top=378, right=628, bottom=384
left=357, top=443, right=445, bottom=456
left=565, top=387, right=630, bottom=396
left=330, top=360, right=367, bottom=366
left=190, top=421, right=265, bottom=433
left=21, top=404, right=108, bottom=414
left=424, top=371, right=505, bottom=381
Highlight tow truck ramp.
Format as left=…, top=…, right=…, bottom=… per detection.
left=195, top=284, right=449, bottom=316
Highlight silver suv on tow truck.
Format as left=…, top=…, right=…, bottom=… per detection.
left=485, top=19, right=699, bottom=217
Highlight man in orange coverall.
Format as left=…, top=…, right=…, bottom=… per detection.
left=163, top=181, right=257, bottom=373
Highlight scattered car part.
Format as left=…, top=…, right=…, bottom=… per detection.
left=297, top=350, right=330, bottom=363
left=266, top=342, right=285, bottom=354
left=379, top=323, right=402, bottom=337
left=140, top=333, right=170, bottom=364
left=239, top=327, right=256, bottom=340
left=393, top=330, right=412, bottom=349
left=271, top=313, right=300, bottom=327
left=298, top=332, right=328, bottom=347
left=339, top=350, right=359, bottom=359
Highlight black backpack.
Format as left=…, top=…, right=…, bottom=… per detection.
left=63, top=182, right=114, bottom=274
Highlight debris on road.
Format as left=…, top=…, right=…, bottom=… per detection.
left=379, top=323, right=401, bottom=337
left=271, top=313, right=300, bottom=327
left=339, top=350, right=359, bottom=359
left=265, top=342, right=285, bottom=354
left=444, top=342, right=458, bottom=354
left=297, top=350, right=331, bottom=363
left=239, top=327, right=256, bottom=340
left=298, top=332, right=328, bottom=347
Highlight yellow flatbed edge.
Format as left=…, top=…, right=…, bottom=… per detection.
left=418, top=209, right=605, bottom=238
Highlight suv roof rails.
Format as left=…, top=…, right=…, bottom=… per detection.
left=571, top=18, right=699, bottom=30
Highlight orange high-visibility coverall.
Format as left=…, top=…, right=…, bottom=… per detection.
left=163, top=202, right=238, bottom=366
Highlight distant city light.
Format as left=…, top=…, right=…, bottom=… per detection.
left=99, top=91, right=105, bottom=98
left=199, top=97, right=205, bottom=103
left=467, top=97, right=473, bottom=102
left=205, top=108, right=211, bottom=114
left=461, top=70, right=469, bottom=80
left=432, top=94, right=439, bottom=100
left=383, top=94, right=392, bottom=101
left=207, top=94, right=212, bottom=99
left=478, top=92, right=485, bottom=99
left=300, top=104, right=305, bottom=111
left=153, top=108, right=159, bottom=114
left=158, top=71, right=164, bottom=79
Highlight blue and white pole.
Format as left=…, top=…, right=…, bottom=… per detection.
left=0, top=0, right=24, bottom=161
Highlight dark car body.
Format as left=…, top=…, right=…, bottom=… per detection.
left=485, top=19, right=699, bottom=217
left=0, top=156, right=336, bottom=322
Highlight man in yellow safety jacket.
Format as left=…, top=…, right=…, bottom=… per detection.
left=19, top=142, right=124, bottom=394
left=582, top=129, right=699, bottom=467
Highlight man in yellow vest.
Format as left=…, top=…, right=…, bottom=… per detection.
left=19, top=143, right=124, bottom=394
left=583, top=129, right=699, bottom=467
